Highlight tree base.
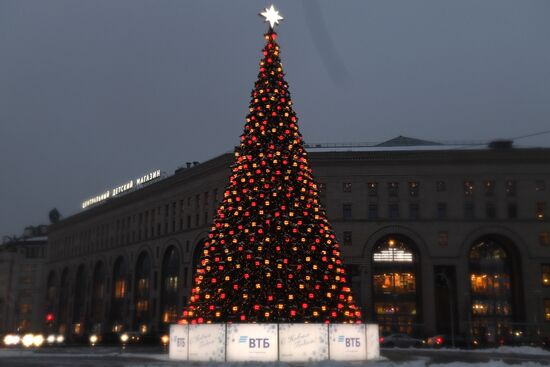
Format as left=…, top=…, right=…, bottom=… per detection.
left=169, top=322, right=380, bottom=362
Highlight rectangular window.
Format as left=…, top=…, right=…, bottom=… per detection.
left=486, top=202, right=496, bottom=219
left=343, top=182, right=352, bottom=192
left=464, top=181, right=474, bottom=196
left=507, top=203, right=518, bottom=219
left=213, top=189, right=218, bottom=202
left=408, top=182, right=419, bottom=197
left=368, top=182, right=378, bottom=197
left=536, top=180, right=546, bottom=192
left=389, top=203, right=399, bottom=219
left=343, top=231, right=352, bottom=246
left=484, top=180, right=495, bottom=196
left=388, top=182, right=399, bottom=197
left=545, top=299, right=550, bottom=321
left=343, top=203, right=352, bottom=220
left=436, top=181, right=446, bottom=192
left=464, top=202, right=475, bottom=219
left=368, top=204, right=378, bottom=220
left=409, top=203, right=419, bottom=220
left=438, top=231, right=449, bottom=246
left=506, top=180, right=517, bottom=197
left=542, top=265, right=550, bottom=287
left=540, top=232, right=550, bottom=247
left=204, top=191, right=209, bottom=205
left=437, top=202, right=447, bottom=219
left=537, top=202, right=545, bottom=220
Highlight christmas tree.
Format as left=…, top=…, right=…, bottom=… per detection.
left=182, top=5, right=361, bottom=324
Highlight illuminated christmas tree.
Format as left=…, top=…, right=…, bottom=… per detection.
left=182, top=5, right=361, bottom=324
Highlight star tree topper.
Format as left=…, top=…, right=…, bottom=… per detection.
left=260, top=4, right=284, bottom=29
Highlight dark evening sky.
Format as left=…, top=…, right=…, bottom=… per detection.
left=1, top=0, right=549, bottom=237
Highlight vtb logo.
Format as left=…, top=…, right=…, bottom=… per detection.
left=338, top=335, right=361, bottom=347
left=239, top=336, right=270, bottom=348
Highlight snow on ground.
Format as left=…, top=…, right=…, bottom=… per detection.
left=1, top=347, right=549, bottom=366
left=391, top=346, right=550, bottom=357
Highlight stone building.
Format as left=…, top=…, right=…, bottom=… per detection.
left=0, top=232, right=48, bottom=335
left=44, top=138, right=550, bottom=343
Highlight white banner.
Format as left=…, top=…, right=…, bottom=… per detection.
left=329, top=324, right=367, bottom=361
left=279, top=323, right=328, bottom=362
left=188, top=324, right=226, bottom=361
left=366, top=324, right=380, bottom=360
left=169, top=324, right=188, bottom=360
left=226, top=324, right=278, bottom=362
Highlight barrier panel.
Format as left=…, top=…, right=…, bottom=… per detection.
left=169, top=323, right=380, bottom=362
left=279, top=323, right=328, bottom=362
left=168, top=324, right=188, bottom=360
left=188, top=323, right=226, bottom=362
left=226, top=323, right=278, bottom=362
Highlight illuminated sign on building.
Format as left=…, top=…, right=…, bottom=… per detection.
left=81, top=169, right=162, bottom=209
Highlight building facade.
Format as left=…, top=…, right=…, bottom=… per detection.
left=44, top=140, right=550, bottom=343
left=0, top=234, right=47, bottom=335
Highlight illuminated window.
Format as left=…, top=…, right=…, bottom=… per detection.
left=114, top=280, right=126, bottom=299
left=408, top=182, right=419, bottom=197
left=343, top=182, right=352, bottom=192
left=506, top=180, right=517, bottom=197
left=137, top=278, right=149, bottom=292
left=20, top=303, right=31, bottom=314
left=540, top=232, right=550, bottom=247
left=545, top=300, right=550, bottom=321
left=536, top=202, right=545, bottom=220
left=542, top=265, right=550, bottom=287
left=136, top=300, right=149, bottom=312
left=436, top=181, right=446, bottom=192
left=373, top=273, right=416, bottom=294
left=162, top=307, right=178, bottom=323
left=388, top=182, right=399, bottom=197
left=484, top=180, right=495, bottom=196
left=368, top=182, right=378, bottom=197
left=469, top=239, right=515, bottom=340
left=166, top=276, right=178, bottom=290
left=343, top=203, right=352, bottom=220
left=438, top=231, right=449, bottom=246
left=464, top=181, right=474, bottom=196
left=536, top=180, right=546, bottom=192
left=372, top=236, right=419, bottom=335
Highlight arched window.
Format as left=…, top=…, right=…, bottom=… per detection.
left=110, top=256, right=127, bottom=332
left=91, top=261, right=105, bottom=334
left=134, top=252, right=151, bottom=333
left=58, top=268, right=70, bottom=335
left=72, top=265, right=86, bottom=335
left=371, top=236, right=420, bottom=335
left=160, top=246, right=180, bottom=331
left=469, top=237, right=519, bottom=343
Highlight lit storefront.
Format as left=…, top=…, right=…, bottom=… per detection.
left=372, top=236, right=420, bottom=334
left=469, top=238, right=515, bottom=343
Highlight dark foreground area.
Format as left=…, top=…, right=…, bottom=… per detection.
left=1, top=346, right=550, bottom=367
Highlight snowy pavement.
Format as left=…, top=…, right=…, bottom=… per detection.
left=0, top=346, right=549, bottom=367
